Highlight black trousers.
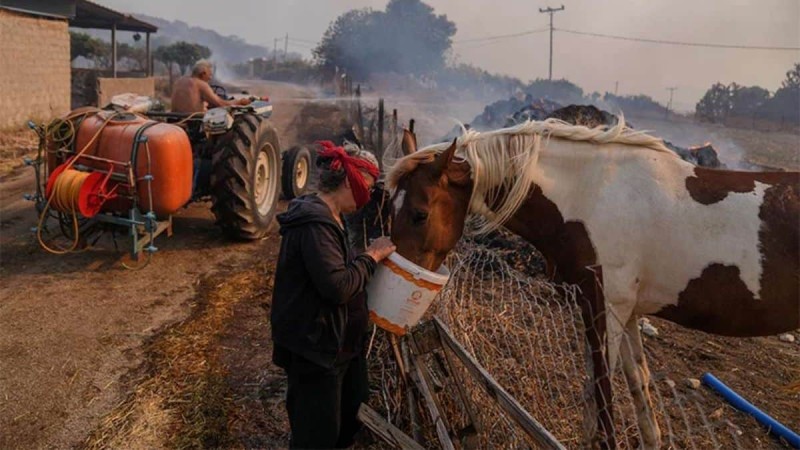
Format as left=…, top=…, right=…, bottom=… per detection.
left=285, top=352, right=369, bottom=449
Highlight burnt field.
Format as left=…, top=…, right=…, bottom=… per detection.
left=0, top=82, right=798, bottom=449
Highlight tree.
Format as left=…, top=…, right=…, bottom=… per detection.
left=381, top=0, right=456, bottom=73
left=696, top=67, right=800, bottom=125
left=154, top=41, right=212, bottom=76
left=118, top=43, right=147, bottom=71
left=731, top=85, right=770, bottom=117
left=313, top=0, right=455, bottom=78
left=154, top=41, right=212, bottom=93
left=781, top=63, right=800, bottom=90
left=70, top=31, right=109, bottom=67
left=313, top=9, right=380, bottom=78
left=766, top=63, right=800, bottom=123
left=695, top=82, right=733, bottom=122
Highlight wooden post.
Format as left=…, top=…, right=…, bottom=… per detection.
left=389, top=334, right=406, bottom=383
left=439, top=341, right=482, bottom=448
left=434, top=318, right=566, bottom=450
left=409, top=354, right=455, bottom=450
left=409, top=321, right=480, bottom=448
left=111, top=23, right=117, bottom=78
left=579, top=265, right=615, bottom=450
left=401, top=340, right=424, bottom=444
left=377, top=98, right=385, bottom=169
left=358, top=404, right=425, bottom=450
left=356, top=85, right=364, bottom=146
left=367, top=118, right=376, bottom=150
left=145, top=32, right=151, bottom=76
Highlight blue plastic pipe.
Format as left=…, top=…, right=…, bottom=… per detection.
left=702, top=372, right=800, bottom=449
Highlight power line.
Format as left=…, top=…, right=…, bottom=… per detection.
left=556, top=28, right=800, bottom=51
left=458, top=38, right=540, bottom=51
left=288, top=37, right=318, bottom=45
left=453, top=27, right=549, bottom=44
left=287, top=39, right=315, bottom=47
left=286, top=41, right=315, bottom=50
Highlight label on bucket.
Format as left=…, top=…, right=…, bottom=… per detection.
left=366, top=255, right=449, bottom=336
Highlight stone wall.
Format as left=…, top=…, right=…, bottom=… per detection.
left=96, top=77, right=155, bottom=107
left=0, top=9, right=70, bottom=129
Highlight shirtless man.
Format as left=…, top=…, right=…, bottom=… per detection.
left=171, top=60, right=251, bottom=113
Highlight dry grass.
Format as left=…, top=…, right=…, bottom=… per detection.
left=83, top=270, right=263, bottom=450
left=0, top=127, right=37, bottom=177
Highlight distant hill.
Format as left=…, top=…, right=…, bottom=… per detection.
left=76, top=13, right=298, bottom=65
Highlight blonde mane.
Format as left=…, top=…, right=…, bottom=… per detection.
left=387, top=116, right=677, bottom=234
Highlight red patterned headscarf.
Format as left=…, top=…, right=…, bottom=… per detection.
left=317, top=141, right=380, bottom=208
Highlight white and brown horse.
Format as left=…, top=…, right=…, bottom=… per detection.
left=387, top=119, right=799, bottom=449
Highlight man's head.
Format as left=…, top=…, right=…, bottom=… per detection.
left=316, top=142, right=379, bottom=214
left=192, top=60, right=214, bottom=82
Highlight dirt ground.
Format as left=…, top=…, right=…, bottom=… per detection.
left=1, top=82, right=798, bottom=449
left=0, top=81, right=306, bottom=449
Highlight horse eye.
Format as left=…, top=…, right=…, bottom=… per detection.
left=412, top=210, right=429, bottom=225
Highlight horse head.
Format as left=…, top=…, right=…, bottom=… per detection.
left=389, top=129, right=473, bottom=271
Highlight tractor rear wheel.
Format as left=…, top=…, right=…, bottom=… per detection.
left=210, top=115, right=281, bottom=240
left=281, top=145, right=312, bottom=199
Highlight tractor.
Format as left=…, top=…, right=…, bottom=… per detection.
left=25, top=85, right=312, bottom=266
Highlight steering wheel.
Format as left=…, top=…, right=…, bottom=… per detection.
left=210, top=84, right=229, bottom=100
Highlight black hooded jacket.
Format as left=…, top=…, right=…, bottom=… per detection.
left=271, top=194, right=377, bottom=369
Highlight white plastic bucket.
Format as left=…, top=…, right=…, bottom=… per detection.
left=366, top=252, right=450, bottom=335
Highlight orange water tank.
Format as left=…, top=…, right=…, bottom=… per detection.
left=72, top=111, right=193, bottom=217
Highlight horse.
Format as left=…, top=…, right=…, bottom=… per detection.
left=386, top=118, right=799, bottom=449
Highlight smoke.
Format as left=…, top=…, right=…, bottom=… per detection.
left=211, top=60, right=237, bottom=83
left=627, top=116, right=758, bottom=170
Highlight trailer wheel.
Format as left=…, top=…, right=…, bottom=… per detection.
left=210, top=115, right=281, bottom=240
left=281, top=145, right=312, bottom=199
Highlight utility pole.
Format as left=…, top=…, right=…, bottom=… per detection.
left=614, top=81, right=618, bottom=96
left=273, top=37, right=280, bottom=63
left=284, top=33, right=288, bottom=61
left=539, top=4, right=565, bottom=81
left=665, top=86, right=677, bottom=119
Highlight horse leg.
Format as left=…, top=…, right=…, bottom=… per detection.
left=620, top=316, right=661, bottom=449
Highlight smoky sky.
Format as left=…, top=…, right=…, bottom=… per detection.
left=96, top=0, right=799, bottom=111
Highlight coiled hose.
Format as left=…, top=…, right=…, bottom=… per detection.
left=36, top=111, right=117, bottom=254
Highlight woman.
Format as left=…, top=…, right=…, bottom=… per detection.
left=270, top=141, right=395, bottom=449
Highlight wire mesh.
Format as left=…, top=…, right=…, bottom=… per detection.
left=430, top=239, right=597, bottom=449
left=422, top=234, right=766, bottom=450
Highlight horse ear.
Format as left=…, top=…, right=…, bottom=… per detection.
left=401, top=128, right=417, bottom=156
left=433, top=138, right=458, bottom=175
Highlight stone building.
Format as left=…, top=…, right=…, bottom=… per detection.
left=0, top=0, right=157, bottom=129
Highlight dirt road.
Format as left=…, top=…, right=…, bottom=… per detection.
left=0, top=81, right=310, bottom=449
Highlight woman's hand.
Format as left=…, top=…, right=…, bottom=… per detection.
left=365, top=237, right=396, bottom=262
